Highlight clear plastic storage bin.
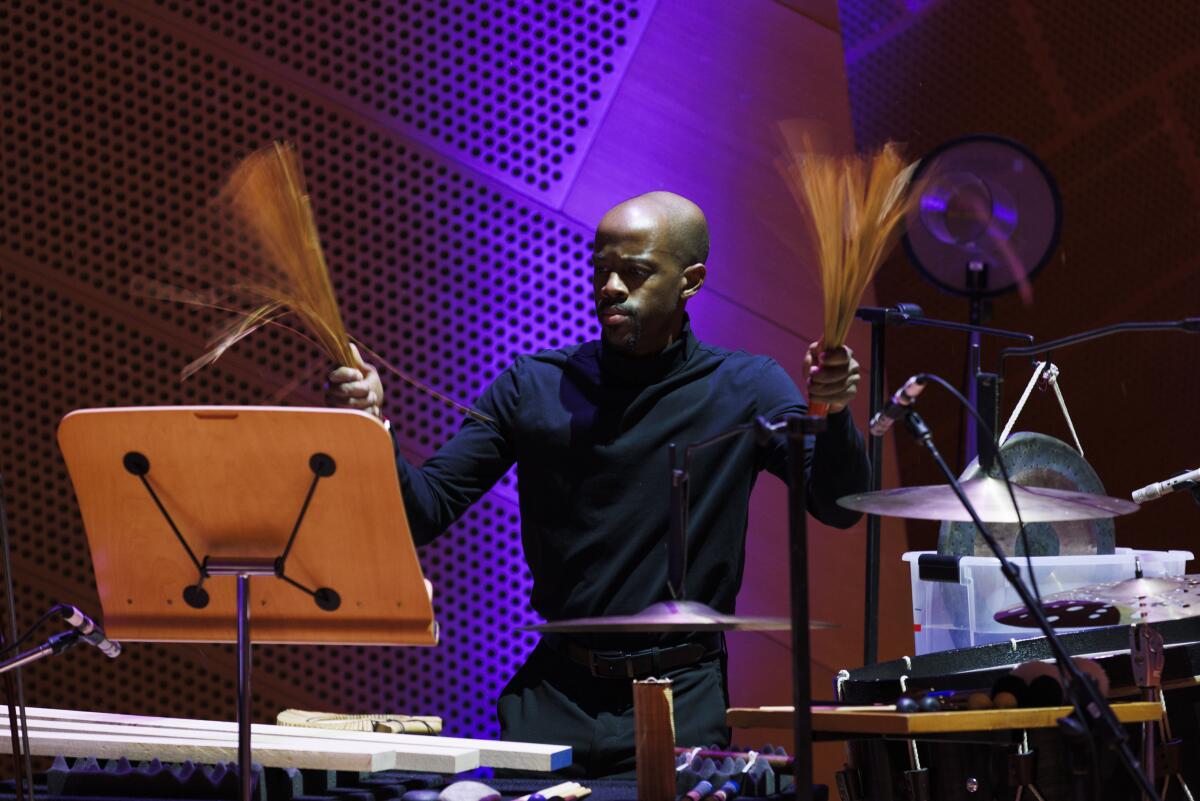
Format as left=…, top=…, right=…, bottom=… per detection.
left=903, top=548, right=1194, bottom=655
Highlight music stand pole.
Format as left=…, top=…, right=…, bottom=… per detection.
left=206, top=559, right=275, bottom=801
left=786, top=415, right=824, bottom=801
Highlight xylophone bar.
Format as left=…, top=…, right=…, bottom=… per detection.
left=0, top=707, right=571, bottom=772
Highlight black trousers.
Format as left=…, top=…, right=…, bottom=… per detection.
left=497, top=639, right=731, bottom=778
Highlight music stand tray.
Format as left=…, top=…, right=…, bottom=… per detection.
left=58, top=406, right=438, bottom=800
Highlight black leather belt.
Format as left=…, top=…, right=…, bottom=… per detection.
left=549, top=634, right=725, bottom=679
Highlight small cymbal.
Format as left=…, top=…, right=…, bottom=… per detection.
left=838, top=476, right=1139, bottom=523
left=994, top=575, right=1200, bottom=628
left=520, top=600, right=836, bottom=633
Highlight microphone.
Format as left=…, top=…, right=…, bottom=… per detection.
left=1132, top=467, right=1200, bottom=504
left=869, top=375, right=928, bottom=437
left=60, top=605, right=122, bottom=658
left=855, top=303, right=924, bottom=325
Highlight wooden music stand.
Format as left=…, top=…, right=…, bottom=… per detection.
left=58, top=406, right=438, bottom=801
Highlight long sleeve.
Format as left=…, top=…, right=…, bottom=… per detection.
left=756, top=358, right=870, bottom=528
left=392, top=361, right=521, bottom=545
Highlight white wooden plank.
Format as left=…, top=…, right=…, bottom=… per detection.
left=262, top=724, right=572, bottom=772
left=0, top=728, right=393, bottom=772
left=0, top=710, right=477, bottom=773
left=4, top=707, right=560, bottom=771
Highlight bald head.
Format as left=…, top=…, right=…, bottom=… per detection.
left=597, top=191, right=709, bottom=269
left=590, top=192, right=709, bottom=356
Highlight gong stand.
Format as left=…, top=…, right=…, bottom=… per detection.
left=979, top=318, right=1200, bottom=473
left=901, top=408, right=1160, bottom=800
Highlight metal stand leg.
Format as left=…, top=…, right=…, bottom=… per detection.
left=237, top=574, right=252, bottom=801
left=904, top=739, right=930, bottom=801
left=206, top=558, right=274, bottom=801
left=1161, top=739, right=1197, bottom=801
left=1156, top=693, right=1195, bottom=801
left=1011, top=731, right=1047, bottom=801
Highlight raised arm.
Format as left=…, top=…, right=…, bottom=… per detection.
left=327, top=347, right=519, bottom=544
left=757, top=347, right=870, bottom=528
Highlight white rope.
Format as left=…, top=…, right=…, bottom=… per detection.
left=1050, top=371, right=1084, bottom=456
left=999, top=361, right=1045, bottom=446
left=998, top=361, right=1085, bottom=456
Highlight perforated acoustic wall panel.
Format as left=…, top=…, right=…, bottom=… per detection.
left=144, top=0, right=654, bottom=203
left=0, top=0, right=609, bottom=739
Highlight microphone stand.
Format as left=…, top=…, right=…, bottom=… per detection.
left=668, top=414, right=825, bottom=801
left=854, top=305, right=1032, bottom=665
left=900, top=409, right=1160, bottom=800
left=785, top=415, right=823, bottom=801
left=0, top=474, right=33, bottom=801
left=0, top=631, right=81, bottom=677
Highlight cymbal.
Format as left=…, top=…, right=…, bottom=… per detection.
left=520, top=600, right=836, bottom=633
left=838, top=476, right=1139, bottom=523
left=994, top=575, right=1200, bottom=628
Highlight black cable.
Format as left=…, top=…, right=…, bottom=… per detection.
left=915, top=373, right=1043, bottom=605
left=0, top=605, right=71, bottom=657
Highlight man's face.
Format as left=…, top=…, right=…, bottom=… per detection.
left=591, top=220, right=688, bottom=356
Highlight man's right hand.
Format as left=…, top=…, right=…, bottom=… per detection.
left=326, top=343, right=385, bottom=421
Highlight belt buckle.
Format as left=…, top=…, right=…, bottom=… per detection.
left=587, top=648, right=658, bottom=679
left=626, top=649, right=657, bottom=679
left=587, top=649, right=621, bottom=679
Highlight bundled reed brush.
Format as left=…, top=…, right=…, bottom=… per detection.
left=175, top=141, right=485, bottom=421
left=778, top=136, right=918, bottom=415
left=182, top=141, right=355, bottom=379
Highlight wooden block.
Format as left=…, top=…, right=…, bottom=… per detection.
left=633, top=679, right=675, bottom=801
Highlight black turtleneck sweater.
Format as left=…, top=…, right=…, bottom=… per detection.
left=394, top=322, right=870, bottom=627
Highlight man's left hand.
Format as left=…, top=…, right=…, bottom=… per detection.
left=805, top=343, right=861, bottom=414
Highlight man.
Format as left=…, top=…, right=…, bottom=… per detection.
left=328, top=191, right=869, bottom=776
